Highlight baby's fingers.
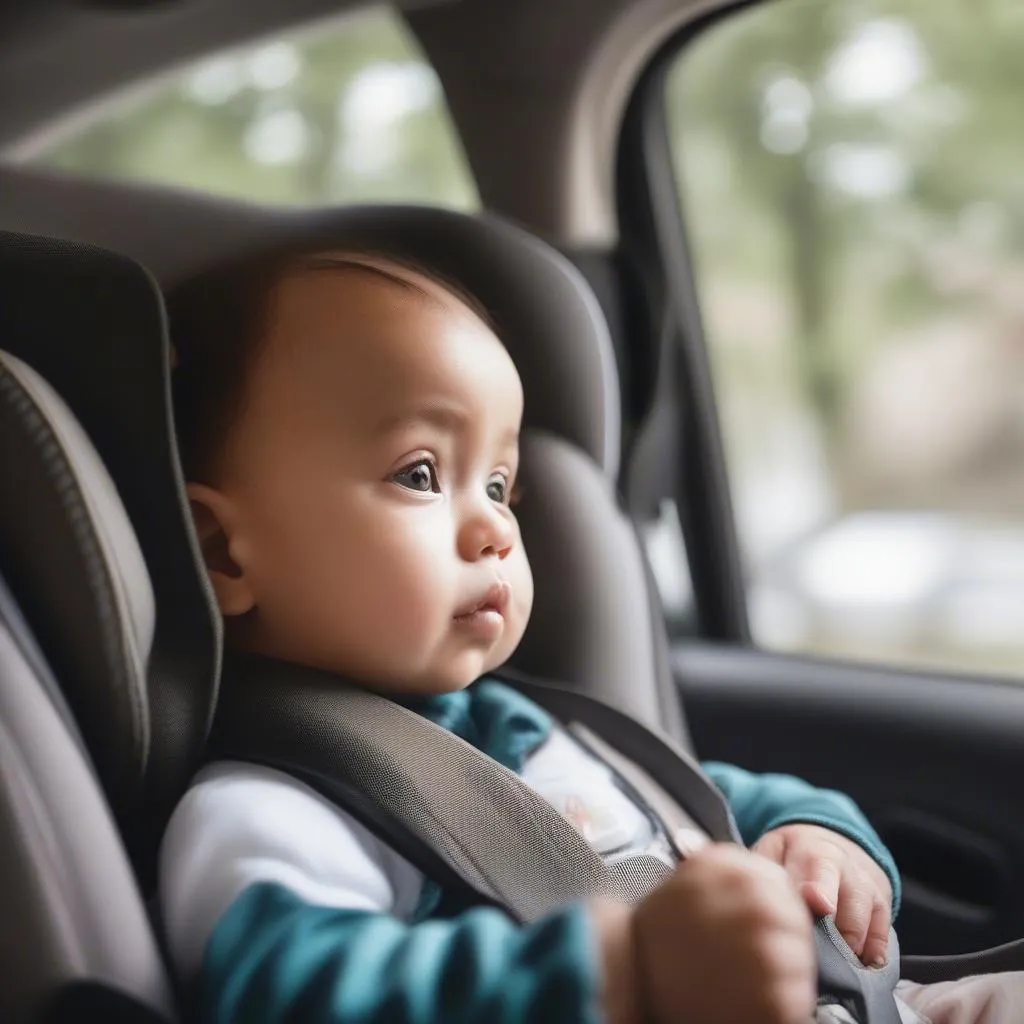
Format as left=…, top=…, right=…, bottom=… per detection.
left=796, top=857, right=840, bottom=918
left=833, top=873, right=874, bottom=960
left=862, top=898, right=892, bottom=968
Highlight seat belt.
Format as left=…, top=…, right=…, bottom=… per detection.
left=208, top=654, right=905, bottom=1023
left=209, top=654, right=694, bottom=920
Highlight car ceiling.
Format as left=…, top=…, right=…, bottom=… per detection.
left=0, top=0, right=717, bottom=245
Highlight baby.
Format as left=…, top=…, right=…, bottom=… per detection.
left=160, top=250, right=1022, bottom=1023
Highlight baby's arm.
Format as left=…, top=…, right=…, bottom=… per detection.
left=204, top=884, right=602, bottom=1023
left=160, top=762, right=607, bottom=1024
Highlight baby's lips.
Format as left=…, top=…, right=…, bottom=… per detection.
left=456, top=579, right=511, bottom=618
left=488, top=579, right=512, bottom=613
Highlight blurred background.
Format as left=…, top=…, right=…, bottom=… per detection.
left=25, top=0, right=1024, bottom=679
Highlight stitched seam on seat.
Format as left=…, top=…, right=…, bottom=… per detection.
left=0, top=363, right=145, bottom=794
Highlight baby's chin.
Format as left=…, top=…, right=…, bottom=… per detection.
left=288, top=627, right=526, bottom=698
left=391, top=646, right=513, bottom=697
left=417, top=658, right=503, bottom=695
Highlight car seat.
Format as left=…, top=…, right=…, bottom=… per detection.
left=0, top=210, right=688, bottom=1017
left=0, top=233, right=189, bottom=1020
left=0, top=230, right=221, bottom=878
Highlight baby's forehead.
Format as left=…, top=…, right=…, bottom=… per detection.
left=270, top=258, right=502, bottom=366
left=262, top=256, right=523, bottom=422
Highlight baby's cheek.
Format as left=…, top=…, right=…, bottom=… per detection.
left=508, top=553, right=535, bottom=640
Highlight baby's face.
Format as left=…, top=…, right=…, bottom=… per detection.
left=206, top=258, right=533, bottom=694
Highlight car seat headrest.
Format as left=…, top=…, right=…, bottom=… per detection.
left=0, top=230, right=220, bottom=831
left=164, top=204, right=622, bottom=477
left=0, top=350, right=154, bottom=812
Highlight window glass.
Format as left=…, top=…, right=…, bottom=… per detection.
left=666, top=0, right=1024, bottom=676
left=29, top=7, right=479, bottom=211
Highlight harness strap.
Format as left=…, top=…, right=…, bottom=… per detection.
left=211, top=655, right=678, bottom=922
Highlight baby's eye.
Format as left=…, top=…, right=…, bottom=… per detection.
left=486, top=473, right=511, bottom=504
left=392, top=459, right=440, bottom=494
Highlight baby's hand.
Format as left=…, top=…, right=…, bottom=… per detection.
left=753, top=824, right=893, bottom=966
left=630, top=844, right=816, bottom=1024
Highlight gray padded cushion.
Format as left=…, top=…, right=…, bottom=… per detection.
left=0, top=350, right=154, bottom=815
left=0, top=599, right=173, bottom=1022
left=515, top=431, right=686, bottom=737
left=0, top=230, right=220, bottom=835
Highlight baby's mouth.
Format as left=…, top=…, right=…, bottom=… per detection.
left=454, top=581, right=511, bottom=635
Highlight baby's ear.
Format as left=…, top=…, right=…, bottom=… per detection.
left=186, top=483, right=255, bottom=617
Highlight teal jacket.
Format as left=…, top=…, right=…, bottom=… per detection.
left=198, top=678, right=900, bottom=1023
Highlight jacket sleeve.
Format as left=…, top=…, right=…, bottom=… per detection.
left=702, top=761, right=901, bottom=915
left=200, top=882, right=601, bottom=1024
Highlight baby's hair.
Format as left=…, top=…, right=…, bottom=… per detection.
left=169, top=249, right=492, bottom=482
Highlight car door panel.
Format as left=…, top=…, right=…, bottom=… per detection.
left=674, top=643, right=1024, bottom=956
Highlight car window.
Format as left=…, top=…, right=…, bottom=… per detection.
left=27, top=6, right=479, bottom=211
left=664, top=0, right=1024, bottom=677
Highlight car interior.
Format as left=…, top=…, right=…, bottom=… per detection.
left=1, top=0, right=1024, bottom=1021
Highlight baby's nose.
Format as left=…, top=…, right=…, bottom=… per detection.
left=459, top=508, right=514, bottom=561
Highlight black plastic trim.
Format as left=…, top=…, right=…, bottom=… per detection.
left=616, top=4, right=764, bottom=644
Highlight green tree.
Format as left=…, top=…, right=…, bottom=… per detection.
left=668, top=0, right=1024, bottom=479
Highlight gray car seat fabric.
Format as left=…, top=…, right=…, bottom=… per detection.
left=0, top=350, right=155, bottom=814
left=0, top=338, right=175, bottom=1017
left=515, top=431, right=680, bottom=732
left=0, top=573, right=175, bottom=1023
left=0, top=230, right=221, bottom=876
